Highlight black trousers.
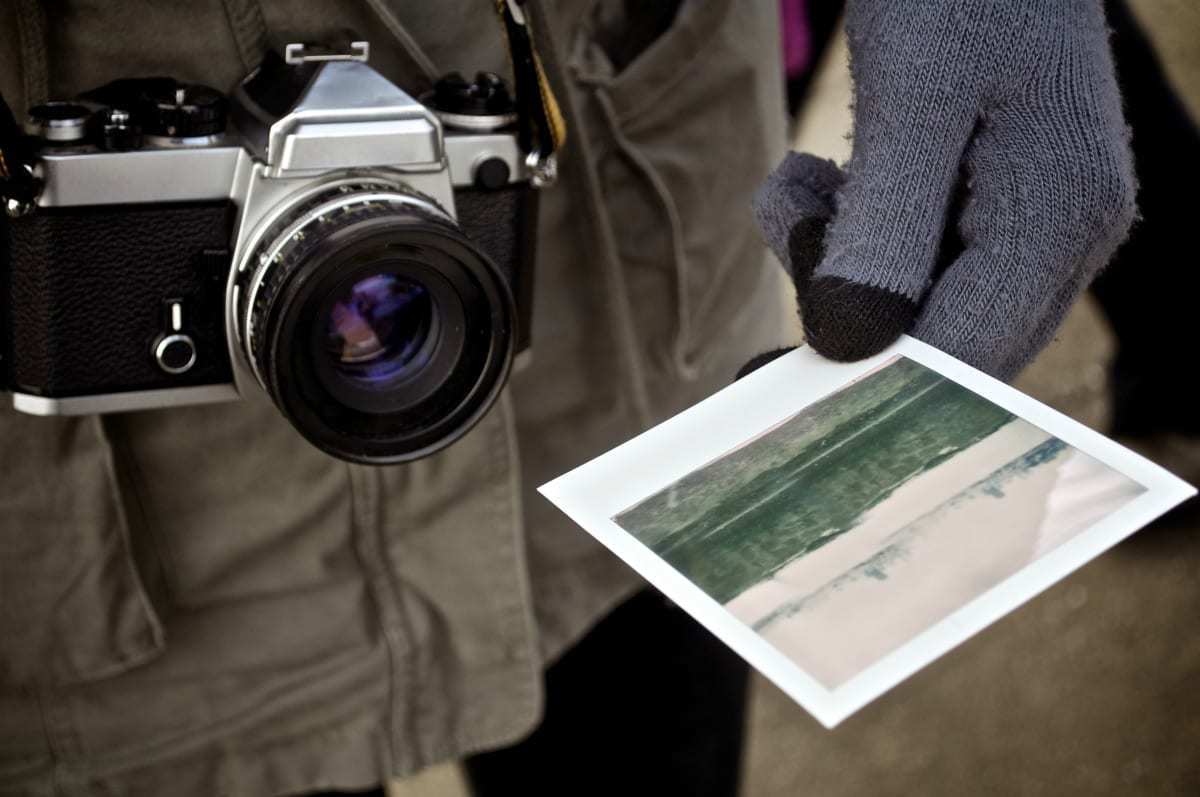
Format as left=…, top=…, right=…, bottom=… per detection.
left=308, top=591, right=750, bottom=797
left=464, top=590, right=750, bottom=796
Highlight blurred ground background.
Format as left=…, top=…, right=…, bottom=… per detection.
left=391, top=2, right=1199, bottom=794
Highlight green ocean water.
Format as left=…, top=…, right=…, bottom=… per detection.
left=614, top=357, right=1016, bottom=604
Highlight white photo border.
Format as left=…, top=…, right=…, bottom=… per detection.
left=538, top=336, right=1196, bottom=728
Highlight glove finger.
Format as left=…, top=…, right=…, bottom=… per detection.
left=913, top=86, right=1136, bottom=380
left=752, top=152, right=843, bottom=281
left=802, top=89, right=979, bottom=363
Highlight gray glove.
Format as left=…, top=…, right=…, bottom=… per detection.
left=754, top=0, right=1137, bottom=380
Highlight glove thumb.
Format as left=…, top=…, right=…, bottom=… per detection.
left=752, top=152, right=844, bottom=288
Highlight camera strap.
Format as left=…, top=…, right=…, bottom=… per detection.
left=0, top=91, right=39, bottom=218
left=2, top=0, right=46, bottom=216
left=495, top=0, right=566, bottom=187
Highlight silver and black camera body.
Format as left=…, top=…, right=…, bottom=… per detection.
left=2, top=44, right=540, bottom=463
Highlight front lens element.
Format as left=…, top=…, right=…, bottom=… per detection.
left=324, top=274, right=434, bottom=388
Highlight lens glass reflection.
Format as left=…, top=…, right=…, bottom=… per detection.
left=324, top=273, right=433, bottom=387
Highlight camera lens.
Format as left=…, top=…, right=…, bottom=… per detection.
left=237, top=182, right=514, bottom=464
left=322, top=274, right=434, bottom=390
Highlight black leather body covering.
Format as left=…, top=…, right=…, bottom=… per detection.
left=4, top=201, right=235, bottom=396
left=454, top=184, right=537, bottom=354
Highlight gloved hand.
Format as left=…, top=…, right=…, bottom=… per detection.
left=754, top=0, right=1137, bottom=381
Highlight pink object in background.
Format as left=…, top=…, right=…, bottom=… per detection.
left=780, top=0, right=812, bottom=78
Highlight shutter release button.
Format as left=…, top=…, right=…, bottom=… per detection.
left=154, top=300, right=197, bottom=375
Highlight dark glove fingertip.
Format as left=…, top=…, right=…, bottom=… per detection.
left=802, top=276, right=917, bottom=362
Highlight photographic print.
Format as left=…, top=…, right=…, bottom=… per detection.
left=540, top=337, right=1195, bottom=726
left=612, top=355, right=1144, bottom=690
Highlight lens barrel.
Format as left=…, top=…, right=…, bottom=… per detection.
left=236, top=182, right=515, bottom=463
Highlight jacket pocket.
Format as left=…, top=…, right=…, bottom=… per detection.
left=568, top=0, right=787, bottom=391
left=0, top=412, right=165, bottom=686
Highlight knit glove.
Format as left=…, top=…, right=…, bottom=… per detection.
left=753, top=0, right=1137, bottom=380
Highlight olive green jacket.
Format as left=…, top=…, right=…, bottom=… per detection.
left=0, top=1, right=790, bottom=794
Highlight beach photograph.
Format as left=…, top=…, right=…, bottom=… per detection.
left=612, top=355, right=1149, bottom=690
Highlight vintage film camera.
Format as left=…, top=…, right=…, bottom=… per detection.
left=1, top=43, right=544, bottom=463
